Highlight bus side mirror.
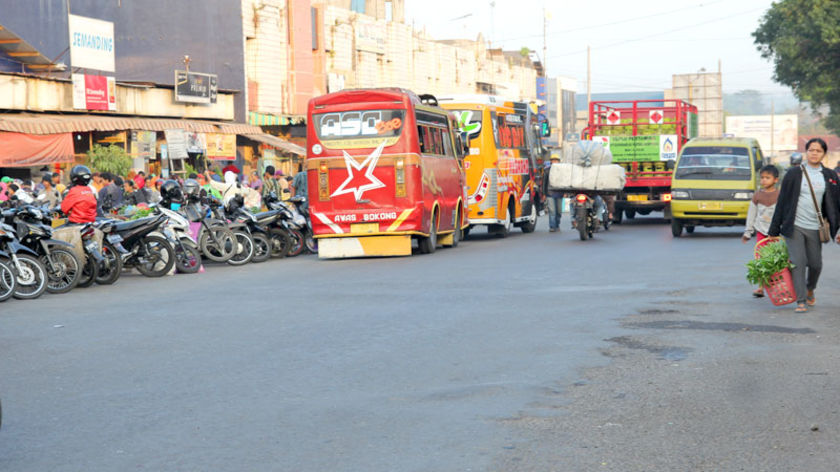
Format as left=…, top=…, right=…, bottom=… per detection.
left=460, top=133, right=470, bottom=157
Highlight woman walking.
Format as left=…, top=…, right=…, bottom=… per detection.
left=768, top=138, right=840, bottom=312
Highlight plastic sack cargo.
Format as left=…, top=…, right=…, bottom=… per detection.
left=548, top=163, right=626, bottom=191
left=561, top=140, right=613, bottom=166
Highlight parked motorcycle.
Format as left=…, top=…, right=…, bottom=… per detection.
left=225, top=197, right=272, bottom=263
left=3, top=206, right=81, bottom=294
left=99, top=212, right=175, bottom=277
left=209, top=198, right=254, bottom=266
left=155, top=205, right=202, bottom=274
left=0, top=244, right=18, bottom=302
left=182, top=197, right=237, bottom=263
left=288, top=195, right=316, bottom=254
left=0, top=221, right=47, bottom=299
left=571, top=192, right=610, bottom=241
left=262, top=192, right=298, bottom=258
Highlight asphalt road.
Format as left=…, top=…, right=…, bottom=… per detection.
left=1, top=216, right=839, bottom=471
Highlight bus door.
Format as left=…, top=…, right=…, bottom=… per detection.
left=416, top=110, right=459, bottom=232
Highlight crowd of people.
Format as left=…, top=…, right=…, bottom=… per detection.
left=0, top=164, right=309, bottom=216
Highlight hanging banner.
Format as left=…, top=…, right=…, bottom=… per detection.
left=72, top=74, right=116, bottom=111
left=164, top=129, right=189, bottom=160
left=186, top=132, right=207, bottom=154
left=206, top=133, right=237, bottom=160
left=68, top=14, right=115, bottom=72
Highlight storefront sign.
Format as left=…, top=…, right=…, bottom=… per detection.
left=72, top=74, right=116, bottom=111
left=131, top=131, right=157, bottom=160
left=206, top=133, right=236, bottom=160
left=68, top=14, right=115, bottom=72
left=164, top=129, right=189, bottom=160
left=174, top=70, right=218, bottom=104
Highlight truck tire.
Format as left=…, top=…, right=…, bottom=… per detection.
left=625, top=209, right=636, bottom=219
left=685, top=225, right=695, bottom=234
left=671, top=218, right=683, bottom=237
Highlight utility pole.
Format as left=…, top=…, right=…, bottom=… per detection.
left=586, top=45, right=591, bottom=110
left=542, top=7, right=547, bottom=78
left=771, top=98, right=775, bottom=160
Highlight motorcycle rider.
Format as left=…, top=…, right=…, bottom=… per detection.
left=60, top=165, right=98, bottom=224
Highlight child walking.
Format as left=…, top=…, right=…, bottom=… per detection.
left=742, top=165, right=780, bottom=297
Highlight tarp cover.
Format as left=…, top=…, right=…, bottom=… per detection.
left=0, top=131, right=74, bottom=167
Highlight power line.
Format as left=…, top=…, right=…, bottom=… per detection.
left=547, top=6, right=765, bottom=59
left=495, top=0, right=730, bottom=43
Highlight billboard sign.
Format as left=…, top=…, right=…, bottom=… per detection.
left=725, top=114, right=798, bottom=152
left=72, top=73, right=116, bottom=111
left=68, top=14, right=115, bottom=72
left=175, top=70, right=218, bottom=104
left=206, top=133, right=237, bottom=160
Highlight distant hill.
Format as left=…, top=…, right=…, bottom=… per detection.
left=723, top=90, right=800, bottom=115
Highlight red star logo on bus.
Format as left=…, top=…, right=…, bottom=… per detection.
left=331, top=142, right=387, bottom=200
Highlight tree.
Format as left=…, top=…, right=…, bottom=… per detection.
left=753, top=0, right=840, bottom=134
left=86, top=144, right=132, bottom=177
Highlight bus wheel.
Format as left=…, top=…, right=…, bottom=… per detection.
left=419, top=213, right=438, bottom=254
left=625, top=209, right=636, bottom=219
left=519, top=204, right=538, bottom=233
left=463, top=226, right=471, bottom=240
left=685, top=225, right=695, bottom=234
left=671, top=218, right=684, bottom=237
left=451, top=208, right=461, bottom=248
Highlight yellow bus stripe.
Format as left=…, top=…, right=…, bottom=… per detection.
left=387, top=208, right=415, bottom=232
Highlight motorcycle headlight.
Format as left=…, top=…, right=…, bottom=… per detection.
left=733, top=191, right=753, bottom=200
left=671, top=190, right=690, bottom=199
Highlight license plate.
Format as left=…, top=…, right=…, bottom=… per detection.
left=699, top=202, right=723, bottom=210
left=627, top=195, right=648, bottom=201
left=106, top=234, right=123, bottom=243
left=351, top=223, right=379, bottom=234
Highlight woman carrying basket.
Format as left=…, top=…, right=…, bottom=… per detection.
left=768, top=138, right=840, bottom=313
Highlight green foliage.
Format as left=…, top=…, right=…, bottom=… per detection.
left=520, top=47, right=531, bottom=57
left=86, top=144, right=132, bottom=177
left=184, top=161, right=198, bottom=177
left=746, top=241, right=795, bottom=287
left=753, top=1, right=840, bottom=133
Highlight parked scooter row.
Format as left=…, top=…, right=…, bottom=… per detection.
left=0, top=175, right=316, bottom=303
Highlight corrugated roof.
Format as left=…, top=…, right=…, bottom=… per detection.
left=0, top=113, right=236, bottom=135
left=243, top=133, right=306, bottom=156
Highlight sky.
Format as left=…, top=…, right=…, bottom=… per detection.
left=404, top=0, right=794, bottom=100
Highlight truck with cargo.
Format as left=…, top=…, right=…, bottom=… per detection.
left=581, top=99, right=698, bottom=222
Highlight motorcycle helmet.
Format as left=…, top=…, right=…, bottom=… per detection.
left=159, top=179, right=183, bottom=203
left=183, top=178, right=201, bottom=198
left=790, top=152, right=803, bottom=167
left=70, top=165, right=92, bottom=186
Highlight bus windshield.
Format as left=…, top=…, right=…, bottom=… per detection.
left=675, top=146, right=752, bottom=180
left=313, top=109, right=405, bottom=141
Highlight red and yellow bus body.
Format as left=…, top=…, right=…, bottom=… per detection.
left=306, top=89, right=467, bottom=258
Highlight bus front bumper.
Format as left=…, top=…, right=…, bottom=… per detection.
left=318, top=235, right=412, bottom=259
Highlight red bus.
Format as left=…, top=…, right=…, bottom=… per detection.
left=305, top=88, right=468, bottom=258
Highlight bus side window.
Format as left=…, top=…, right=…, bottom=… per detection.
left=442, top=129, right=454, bottom=158
left=418, top=125, right=428, bottom=153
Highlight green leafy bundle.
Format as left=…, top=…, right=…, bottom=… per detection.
left=746, top=241, right=795, bottom=287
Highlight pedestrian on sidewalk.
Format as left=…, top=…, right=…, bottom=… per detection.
left=543, top=151, right=563, bottom=232
left=768, top=138, right=840, bottom=313
left=742, top=164, right=780, bottom=297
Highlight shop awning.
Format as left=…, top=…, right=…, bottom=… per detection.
left=243, top=133, right=306, bottom=156
left=0, top=113, right=224, bottom=134
left=248, top=111, right=305, bottom=126
left=0, top=131, right=74, bottom=167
